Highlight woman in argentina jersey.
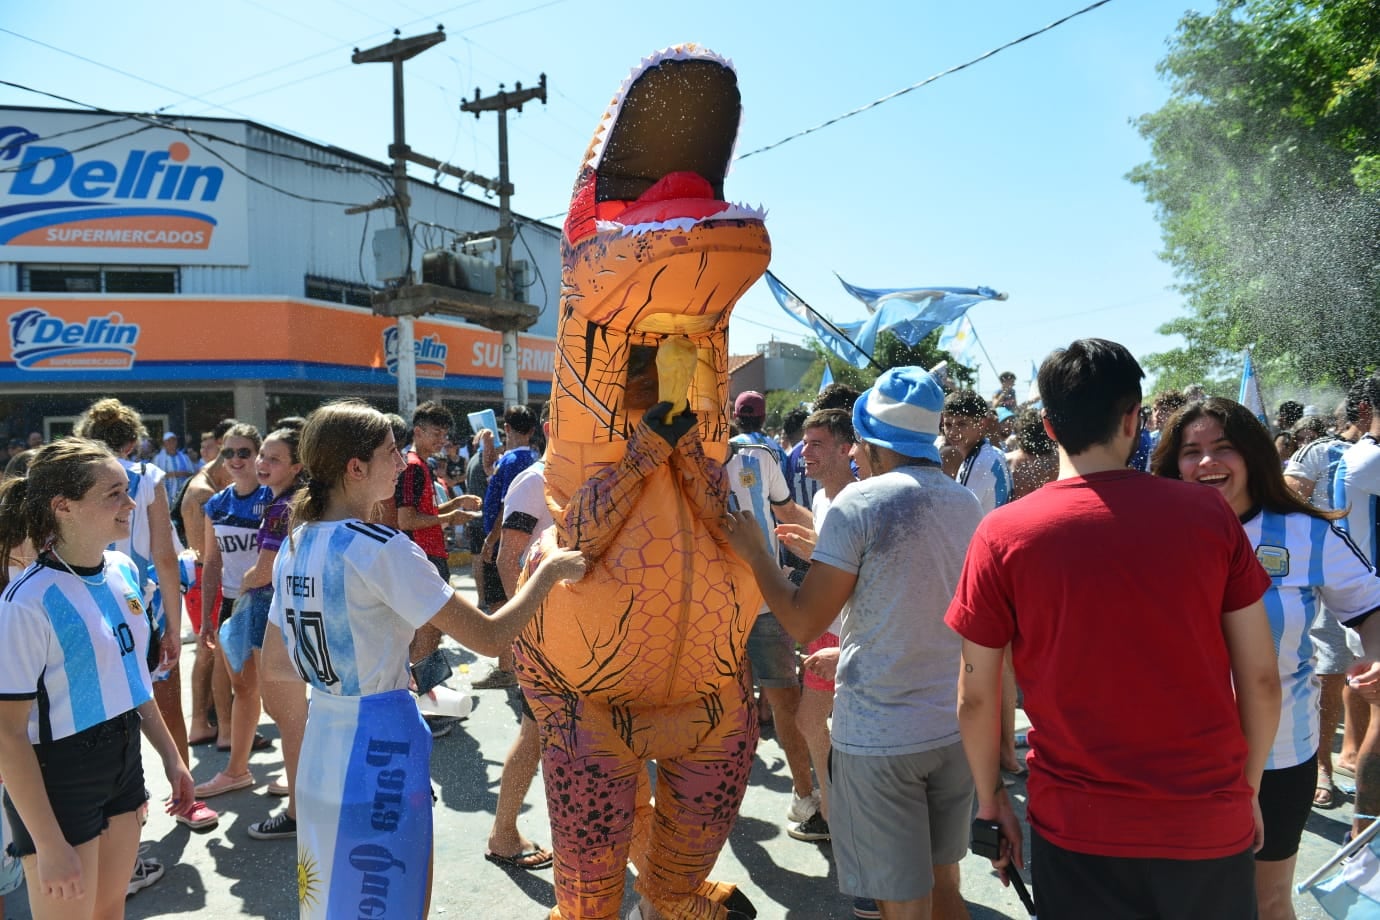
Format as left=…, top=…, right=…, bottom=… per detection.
left=73, top=400, right=198, bottom=801
left=259, top=400, right=585, bottom=920
left=1154, top=397, right=1380, bottom=920
left=197, top=423, right=272, bottom=798
left=0, top=439, right=195, bottom=919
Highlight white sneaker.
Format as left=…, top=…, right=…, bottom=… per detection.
left=787, top=789, right=820, bottom=824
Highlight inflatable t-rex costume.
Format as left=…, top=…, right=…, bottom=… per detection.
left=514, top=45, right=770, bottom=920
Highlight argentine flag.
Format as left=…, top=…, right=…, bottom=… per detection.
left=1301, top=818, right=1380, bottom=918
left=1239, top=348, right=1268, bottom=425
left=937, top=315, right=977, bottom=365
left=295, top=689, right=433, bottom=919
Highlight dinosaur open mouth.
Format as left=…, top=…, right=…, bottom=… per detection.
left=565, top=45, right=765, bottom=242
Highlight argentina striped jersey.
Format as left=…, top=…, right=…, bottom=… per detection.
left=1334, top=435, right=1380, bottom=567
left=0, top=552, right=153, bottom=743
left=1242, top=508, right=1380, bottom=770
left=268, top=520, right=455, bottom=697
left=958, top=439, right=1013, bottom=516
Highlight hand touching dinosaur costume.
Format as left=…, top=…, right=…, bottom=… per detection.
left=513, top=45, right=770, bottom=920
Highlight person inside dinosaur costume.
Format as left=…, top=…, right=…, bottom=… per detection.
left=513, top=45, right=771, bottom=920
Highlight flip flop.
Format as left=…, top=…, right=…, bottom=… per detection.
left=1336, top=763, right=1357, bottom=779
left=189, top=734, right=217, bottom=747
left=1315, top=783, right=1339, bottom=809
left=217, top=733, right=272, bottom=753
left=484, top=846, right=554, bottom=871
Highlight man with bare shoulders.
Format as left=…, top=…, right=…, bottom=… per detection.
left=183, top=418, right=238, bottom=746
left=1005, top=407, right=1058, bottom=502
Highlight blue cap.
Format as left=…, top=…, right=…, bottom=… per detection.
left=853, top=366, right=944, bottom=463
left=996, top=407, right=1015, bottom=422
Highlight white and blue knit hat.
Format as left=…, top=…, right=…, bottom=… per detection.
left=852, top=366, right=944, bottom=463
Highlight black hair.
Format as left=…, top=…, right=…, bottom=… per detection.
left=783, top=407, right=809, bottom=440
left=503, top=404, right=536, bottom=435
left=384, top=413, right=409, bottom=449
left=412, top=401, right=454, bottom=432
left=1152, top=389, right=1188, bottom=414
left=1276, top=400, right=1305, bottom=430
left=942, top=390, right=989, bottom=420
left=1038, top=339, right=1144, bottom=456
left=212, top=418, right=241, bottom=440
left=814, top=383, right=860, bottom=413
left=1014, top=406, right=1055, bottom=456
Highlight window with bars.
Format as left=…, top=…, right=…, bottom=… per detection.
left=20, top=264, right=179, bottom=294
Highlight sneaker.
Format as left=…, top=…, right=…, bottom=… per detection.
left=195, top=770, right=255, bottom=799
left=853, top=897, right=881, bottom=919
left=787, top=811, right=830, bottom=841
left=127, top=844, right=164, bottom=897
left=426, top=715, right=457, bottom=739
left=248, top=811, right=297, bottom=840
left=787, top=788, right=820, bottom=823
left=174, top=800, right=219, bottom=830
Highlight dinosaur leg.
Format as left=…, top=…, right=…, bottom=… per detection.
left=529, top=689, right=644, bottom=920
left=634, top=681, right=759, bottom=920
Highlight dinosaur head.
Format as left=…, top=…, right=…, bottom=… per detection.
left=561, top=44, right=770, bottom=335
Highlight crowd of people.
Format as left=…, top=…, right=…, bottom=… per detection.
left=0, top=338, right=1378, bottom=919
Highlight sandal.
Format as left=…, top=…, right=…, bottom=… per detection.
left=485, top=845, right=554, bottom=871
left=1316, top=783, right=1339, bottom=808
left=217, top=732, right=272, bottom=753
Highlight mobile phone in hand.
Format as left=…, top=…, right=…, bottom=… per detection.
left=409, top=649, right=453, bottom=696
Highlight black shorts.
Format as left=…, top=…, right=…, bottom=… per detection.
left=1257, top=752, right=1318, bottom=861
left=1030, top=829, right=1256, bottom=920
left=3, top=710, right=146, bottom=858
left=467, top=523, right=485, bottom=555
left=428, top=555, right=450, bottom=585
left=481, top=560, right=507, bottom=611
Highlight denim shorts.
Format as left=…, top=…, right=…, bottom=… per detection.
left=745, top=612, right=800, bottom=688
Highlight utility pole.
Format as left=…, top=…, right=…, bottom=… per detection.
left=461, top=75, right=547, bottom=408
left=352, top=27, right=446, bottom=421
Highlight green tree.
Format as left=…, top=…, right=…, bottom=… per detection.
left=763, top=331, right=975, bottom=429
left=1129, top=0, right=1380, bottom=389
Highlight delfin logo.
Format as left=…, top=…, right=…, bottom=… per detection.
left=8, top=308, right=139, bottom=371
left=383, top=327, right=447, bottom=379
left=1256, top=544, right=1290, bottom=578
left=0, top=126, right=220, bottom=250
left=0, top=127, right=40, bottom=162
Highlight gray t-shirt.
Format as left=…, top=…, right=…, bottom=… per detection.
left=813, top=464, right=982, bottom=756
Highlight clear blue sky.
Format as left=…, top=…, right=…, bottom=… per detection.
left=1, top=0, right=1197, bottom=394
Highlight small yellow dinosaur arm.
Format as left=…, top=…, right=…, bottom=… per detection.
left=656, top=336, right=698, bottom=418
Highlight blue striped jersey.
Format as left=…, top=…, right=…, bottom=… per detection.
left=1285, top=436, right=1351, bottom=511
left=958, top=439, right=1013, bottom=516
left=1335, top=436, right=1380, bottom=567
left=1242, top=508, right=1380, bottom=770
left=268, top=520, right=455, bottom=696
left=0, top=552, right=153, bottom=743
left=204, top=484, right=272, bottom=599
left=728, top=433, right=791, bottom=559
left=112, top=458, right=166, bottom=596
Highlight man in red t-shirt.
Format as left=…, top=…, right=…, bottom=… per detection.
left=945, top=338, right=1280, bottom=918
left=395, top=402, right=479, bottom=681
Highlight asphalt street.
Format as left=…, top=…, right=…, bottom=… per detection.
left=3, top=569, right=1355, bottom=919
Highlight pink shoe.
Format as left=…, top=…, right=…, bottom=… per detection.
left=175, top=800, right=219, bottom=830
left=194, top=771, right=255, bottom=799
left=267, top=778, right=290, bottom=797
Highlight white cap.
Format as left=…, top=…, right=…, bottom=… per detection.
left=163, top=431, right=177, bottom=441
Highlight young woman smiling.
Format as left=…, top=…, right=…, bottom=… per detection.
left=1153, top=397, right=1380, bottom=920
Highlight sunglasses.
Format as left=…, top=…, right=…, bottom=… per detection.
left=219, top=447, right=255, bottom=460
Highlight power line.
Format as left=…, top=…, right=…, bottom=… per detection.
left=737, top=0, right=1118, bottom=160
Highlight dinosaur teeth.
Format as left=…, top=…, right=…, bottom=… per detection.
left=593, top=202, right=766, bottom=238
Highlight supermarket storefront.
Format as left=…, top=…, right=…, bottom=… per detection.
left=0, top=294, right=554, bottom=443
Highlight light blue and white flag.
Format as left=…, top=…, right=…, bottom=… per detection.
left=819, top=361, right=835, bottom=394
left=1301, top=818, right=1380, bottom=918
left=937, top=315, right=978, bottom=365
left=1025, top=359, right=1041, bottom=404
left=1239, top=348, right=1268, bottom=424
left=295, top=689, right=433, bottom=920
left=836, top=275, right=1006, bottom=362
left=764, top=272, right=873, bottom=368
